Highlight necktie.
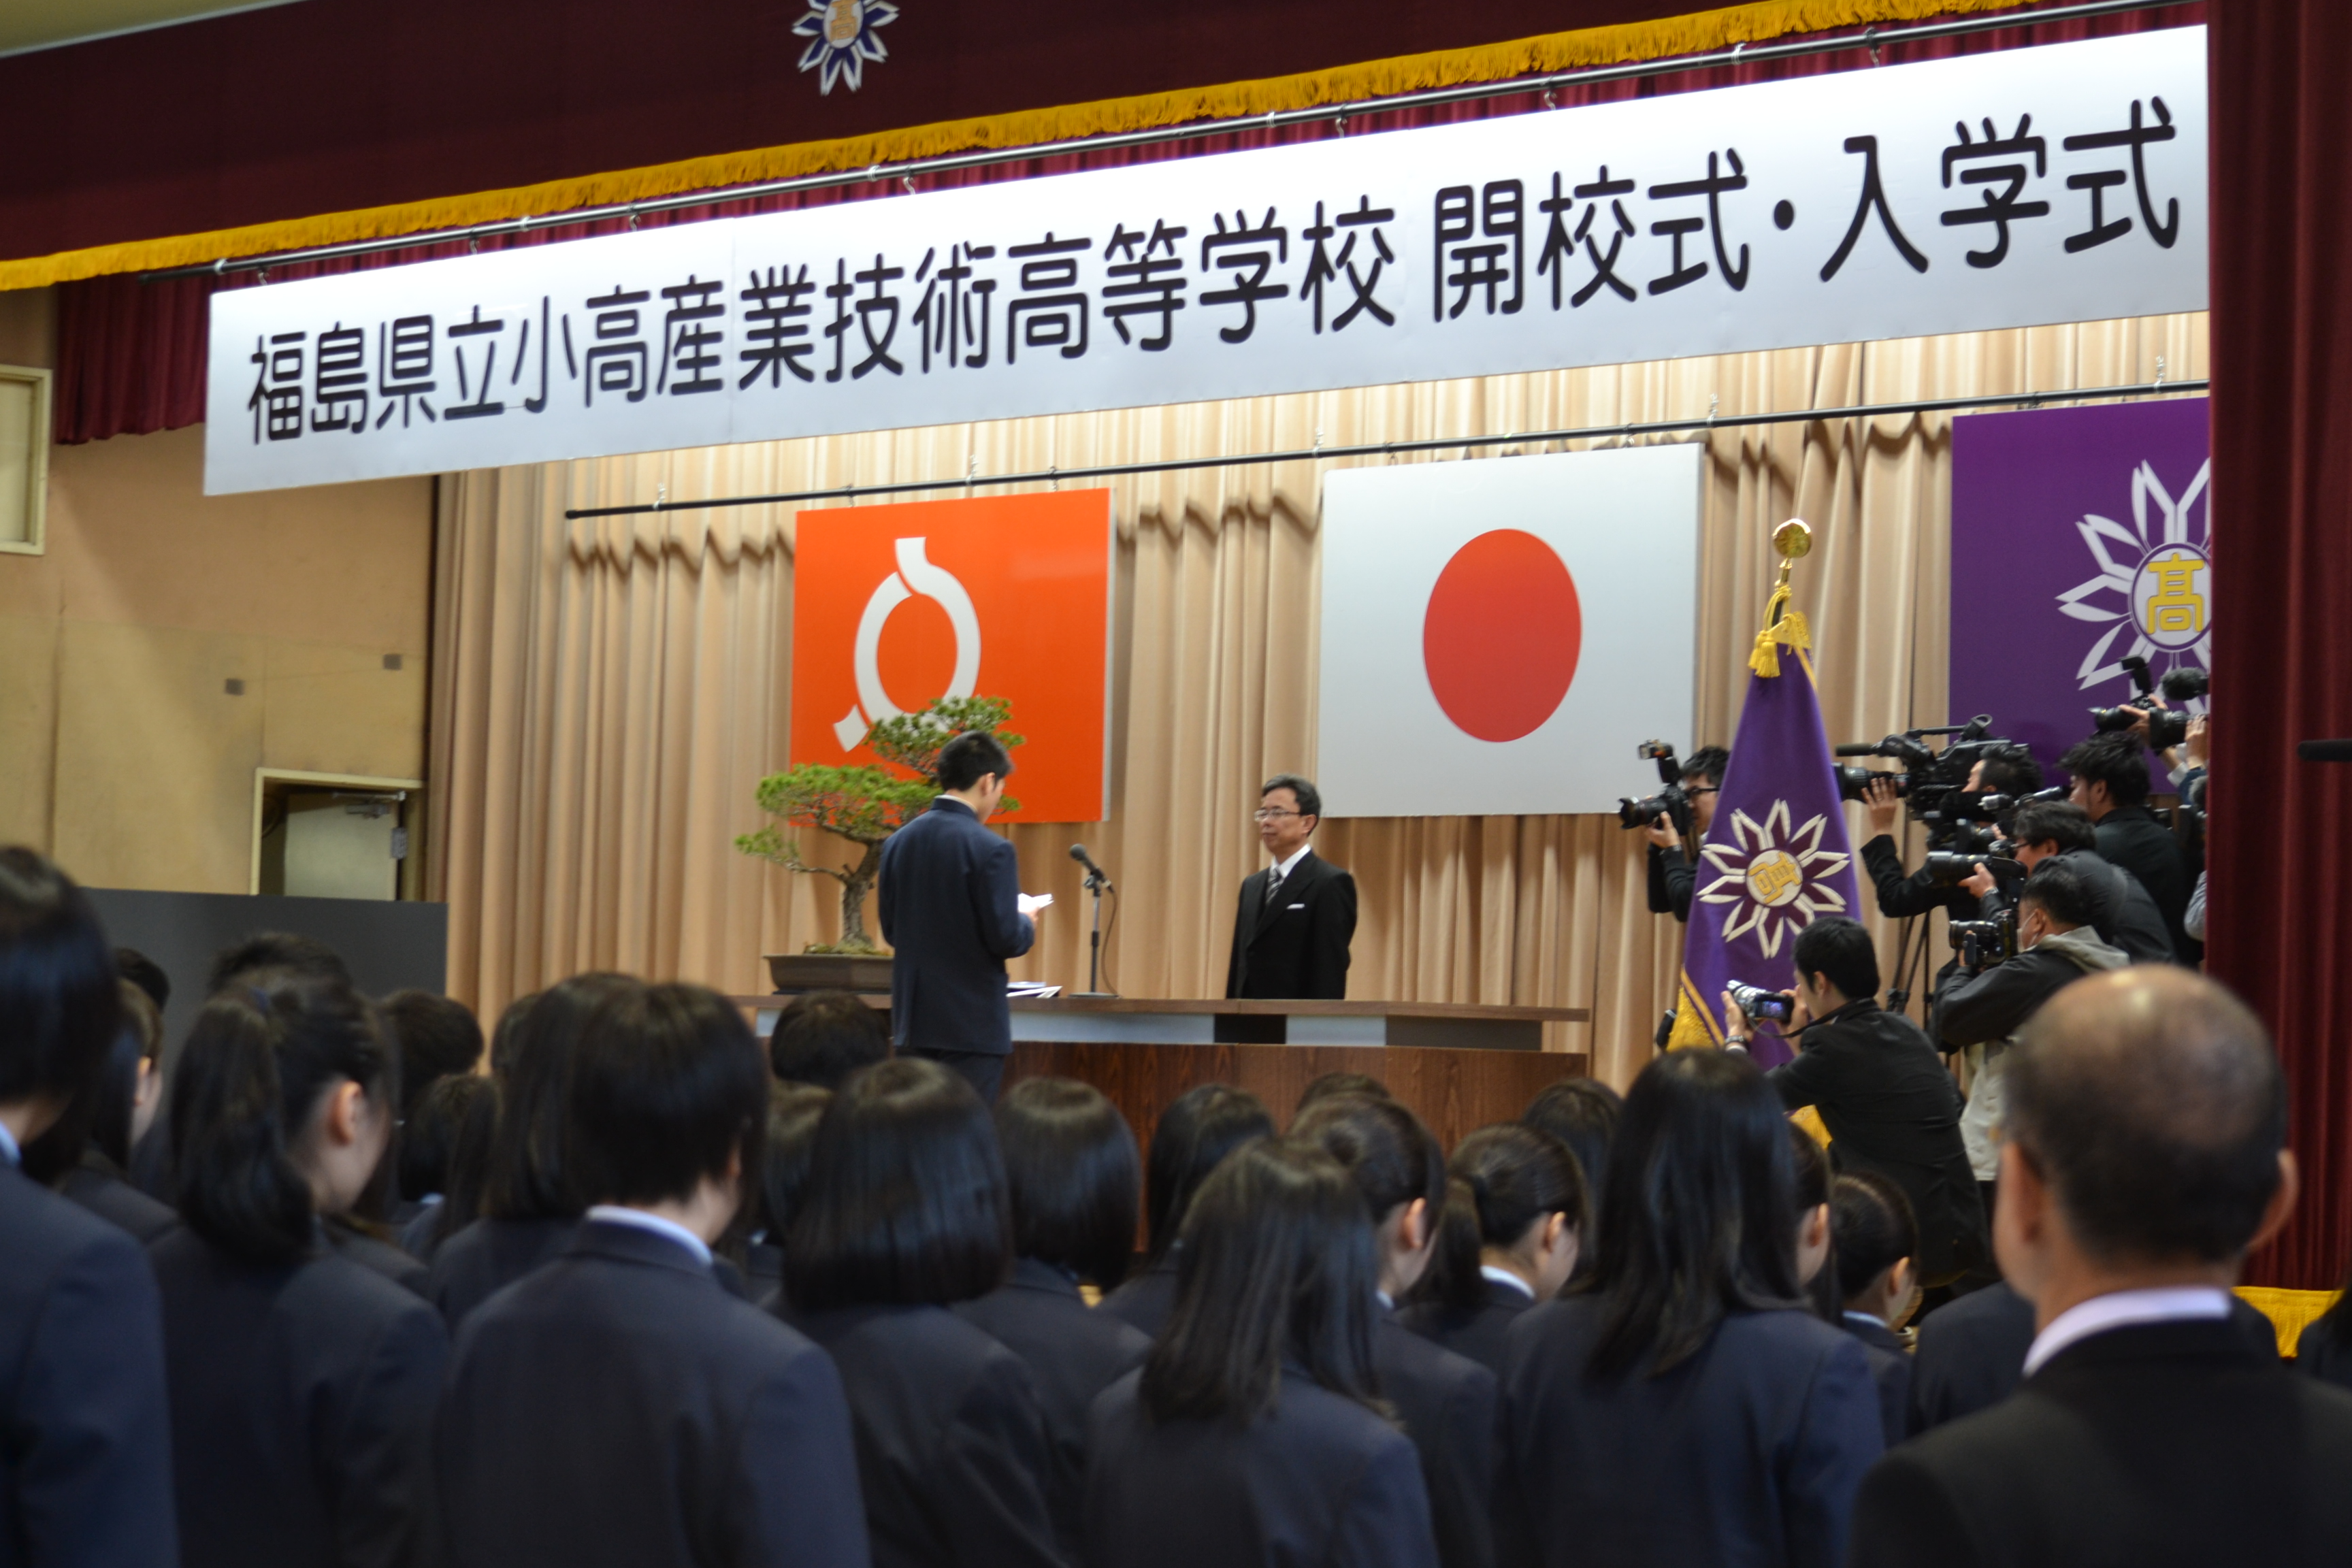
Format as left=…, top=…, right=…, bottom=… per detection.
left=1264, top=868, right=1284, bottom=910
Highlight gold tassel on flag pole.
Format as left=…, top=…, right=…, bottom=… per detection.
left=1748, top=518, right=1814, bottom=678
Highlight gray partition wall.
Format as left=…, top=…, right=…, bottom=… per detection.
left=85, top=889, right=449, bottom=1064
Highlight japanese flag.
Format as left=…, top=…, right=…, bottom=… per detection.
left=1316, top=445, right=1701, bottom=817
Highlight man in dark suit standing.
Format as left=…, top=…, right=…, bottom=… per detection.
left=1225, top=773, right=1357, bottom=1011
left=1848, top=967, right=2352, bottom=1567
left=879, top=730, right=1036, bottom=1104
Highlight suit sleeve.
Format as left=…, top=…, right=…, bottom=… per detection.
left=1767, top=1036, right=1840, bottom=1113
left=1224, top=876, right=1256, bottom=1000
left=330, top=1299, right=450, bottom=1568
left=1860, top=837, right=1947, bottom=921
left=971, top=834, right=1036, bottom=963
left=1303, top=869, right=1358, bottom=1000
left=1842, top=1450, right=1981, bottom=1568
left=1782, top=1335, right=1884, bottom=1568
left=15, top=1227, right=179, bottom=1568
left=1932, top=961, right=2055, bottom=1049
left=936, top=1354, right=1063, bottom=1568
left=728, top=1348, right=872, bottom=1568
left=1333, top=1434, right=1443, bottom=1568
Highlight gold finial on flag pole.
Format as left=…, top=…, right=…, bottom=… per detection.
left=1750, top=519, right=1814, bottom=677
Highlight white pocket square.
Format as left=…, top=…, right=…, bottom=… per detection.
left=1287, top=902, right=1307, bottom=910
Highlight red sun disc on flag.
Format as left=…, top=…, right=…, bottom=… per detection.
left=1420, top=529, right=1584, bottom=742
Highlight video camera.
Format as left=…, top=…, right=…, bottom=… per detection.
left=1831, top=715, right=2033, bottom=850
left=2089, top=656, right=2209, bottom=749
left=1726, top=981, right=1795, bottom=1025
left=1617, top=740, right=1696, bottom=835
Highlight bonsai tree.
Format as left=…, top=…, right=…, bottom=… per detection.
left=736, top=697, right=1026, bottom=953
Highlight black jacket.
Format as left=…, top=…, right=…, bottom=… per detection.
left=792, top=1302, right=1061, bottom=1568
left=1374, top=1307, right=1497, bottom=1568
left=955, top=1258, right=1153, bottom=1565
left=1085, top=1366, right=1439, bottom=1568
left=2093, top=806, right=2197, bottom=962
left=59, top=1149, right=177, bottom=1243
left=0, top=1161, right=178, bottom=1568
left=878, top=797, right=1036, bottom=1056
left=1842, top=1315, right=1913, bottom=1449
left=326, top=1221, right=430, bottom=1297
left=1645, top=844, right=1697, bottom=921
left=1096, top=1252, right=1179, bottom=1339
left=1850, top=1319, right=2352, bottom=1567
left=435, top=1219, right=868, bottom=1568
left=1494, top=1298, right=1882, bottom=1568
left=1932, top=932, right=2125, bottom=1052
left=148, top=1224, right=448, bottom=1568
left=1765, top=1000, right=1986, bottom=1281
left=1226, top=849, right=1356, bottom=1000
left=425, top=1214, right=580, bottom=1331
left=2045, top=847, right=2173, bottom=964
left=2298, top=1318, right=2352, bottom=1392
left=1400, top=1276, right=1539, bottom=1381
left=1859, top=836, right=1979, bottom=922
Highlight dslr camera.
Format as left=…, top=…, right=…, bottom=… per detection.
left=1942, top=855, right=2027, bottom=968
left=2090, top=656, right=2209, bottom=750
left=1618, top=741, right=1695, bottom=835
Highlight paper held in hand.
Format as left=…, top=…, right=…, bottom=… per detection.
left=1017, top=892, right=1054, bottom=917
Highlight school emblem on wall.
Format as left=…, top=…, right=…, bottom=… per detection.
left=794, top=0, right=898, bottom=94
left=2057, top=455, right=2212, bottom=692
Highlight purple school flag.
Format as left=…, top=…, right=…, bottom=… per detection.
left=1670, top=650, right=1861, bottom=1068
left=1950, top=399, right=2212, bottom=774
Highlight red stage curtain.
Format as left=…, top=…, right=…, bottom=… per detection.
left=2210, top=0, right=2352, bottom=1293
left=53, top=3, right=2193, bottom=444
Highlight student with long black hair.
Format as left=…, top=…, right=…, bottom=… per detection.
left=26, top=977, right=178, bottom=1243
left=425, top=972, right=632, bottom=1328
left=436, top=981, right=866, bottom=1568
left=1295, top=1095, right=1498, bottom=1568
left=1086, top=1139, right=1438, bottom=1568
left=1402, top=1124, right=1583, bottom=1377
left=396, top=1073, right=499, bottom=1260
left=1520, top=1079, right=1620, bottom=1284
left=148, top=973, right=448, bottom=1568
left=1100, top=1083, right=1273, bottom=1337
left=784, top=1056, right=1060, bottom=1568
left=958, top=1077, right=1153, bottom=1564
left=745, top=1081, right=832, bottom=1311
left=1495, top=1048, right=1882, bottom=1568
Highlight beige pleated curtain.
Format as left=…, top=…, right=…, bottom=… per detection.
left=426, top=312, right=2207, bottom=1088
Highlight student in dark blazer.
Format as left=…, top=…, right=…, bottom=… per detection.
left=1850, top=968, right=2352, bottom=1566
left=2297, top=1257, right=2352, bottom=1390
left=427, top=973, right=632, bottom=1328
left=784, top=1057, right=1061, bottom=1568
left=20, top=978, right=178, bottom=1245
left=1098, top=1083, right=1273, bottom=1338
left=1296, top=1094, right=1499, bottom=1568
left=1494, top=1048, right=1884, bottom=1568
left=956, top=1078, right=1154, bottom=1563
left=1403, top=1124, right=1584, bottom=1377
left=0, top=849, right=179, bottom=1568
left=1830, top=1173, right=1920, bottom=1447
left=438, top=981, right=867, bottom=1568
left=1224, top=774, right=1356, bottom=1007
left=877, top=730, right=1036, bottom=1104
left=745, top=1083, right=831, bottom=1313
left=1086, top=1139, right=1439, bottom=1568
left=148, top=972, right=448, bottom=1568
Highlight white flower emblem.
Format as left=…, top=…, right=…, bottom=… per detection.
left=2057, top=458, right=2211, bottom=693
left=794, top=0, right=898, bottom=95
left=1696, top=800, right=1851, bottom=958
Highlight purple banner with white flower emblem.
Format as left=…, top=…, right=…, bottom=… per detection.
left=1950, top=397, right=2211, bottom=774
left=1669, top=651, right=1861, bottom=1067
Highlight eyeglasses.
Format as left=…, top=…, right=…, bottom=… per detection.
left=1253, top=808, right=1305, bottom=822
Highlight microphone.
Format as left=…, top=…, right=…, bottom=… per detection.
left=2299, top=739, right=2352, bottom=764
left=1068, top=843, right=1112, bottom=886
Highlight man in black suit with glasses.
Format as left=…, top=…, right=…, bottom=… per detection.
left=1223, top=775, right=1356, bottom=1038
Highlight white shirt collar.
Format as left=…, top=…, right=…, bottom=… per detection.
left=0, top=1118, right=18, bottom=1169
left=1843, top=1309, right=1888, bottom=1330
left=585, top=1205, right=714, bottom=1267
left=2021, top=1285, right=2232, bottom=1376
left=1481, top=1265, right=1537, bottom=1300
left=1271, top=843, right=1314, bottom=881
left=1375, top=1289, right=1394, bottom=1309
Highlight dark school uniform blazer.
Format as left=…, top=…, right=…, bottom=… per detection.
left=1085, top=1366, right=1439, bottom=1568
left=1841, top=1315, right=1913, bottom=1449
left=325, top=1221, right=430, bottom=1296
left=956, top=1258, right=1154, bottom=1563
left=147, top=1223, right=448, bottom=1568
left=436, top=1219, right=868, bottom=1568
left=1226, top=849, right=1357, bottom=1000
left=59, top=1150, right=177, bottom=1243
left=1850, top=1319, right=2352, bottom=1568
left=1401, top=1276, right=1539, bottom=1381
left=1494, top=1297, right=1883, bottom=1568
left=1096, top=1250, right=1180, bottom=1340
left=791, top=1301, right=1062, bottom=1568
left=424, top=1213, right=580, bottom=1330
left=0, top=1161, right=178, bottom=1568
left=877, top=797, right=1035, bottom=1056
left=1375, top=1306, right=1499, bottom=1568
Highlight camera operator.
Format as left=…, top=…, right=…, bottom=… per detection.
left=1931, top=858, right=2129, bottom=1198
left=1719, top=917, right=1985, bottom=1287
left=2057, top=730, right=2198, bottom=963
left=1641, top=745, right=1727, bottom=922
left=1857, top=744, right=2044, bottom=920
left=1955, top=799, right=2174, bottom=966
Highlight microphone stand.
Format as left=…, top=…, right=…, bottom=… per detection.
left=1073, top=865, right=1114, bottom=998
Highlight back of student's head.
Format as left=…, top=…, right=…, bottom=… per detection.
left=379, top=990, right=486, bottom=1120
left=569, top=982, right=769, bottom=1211
left=1422, top=1123, right=1586, bottom=1313
left=22, top=974, right=161, bottom=1185
left=116, top=945, right=172, bottom=1013
left=996, top=1077, right=1141, bottom=1289
left=170, top=973, right=392, bottom=1264
left=1290, top=1093, right=1444, bottom=1228
left=206, top=930, right=351, bottom=995
left=400, top=1072, right=498, bottom=1200
left=1587, top=1048, right=1801, bottom=1379
left=488, top=992, right=537, bottom=1080
left=1144, top=1084, right=1275, bottom=1262
left=1832, top=1172, right=1918, bottom=1305
left=760, top=1083, right=832, bottom=1250
left=937, top=730, right=1014, bottom=789
left=2006, top=968, right=2287, bottom=1267
left=1293, top=1071, right=1388, bottom=1121
left=785, top=1056, right=1011, bottom=1311
left=1143, top=1139, right=1382, bottom=1426
left=1522, top=1077, right=1622, bottom=1227
left=481, top=973, right=634, bottom=1221
left=0, top=847, right=122, bottom=1120
left=769, top=990, right=891, bottom=1090
left=1789, top=1124, right=1838, bottom=1322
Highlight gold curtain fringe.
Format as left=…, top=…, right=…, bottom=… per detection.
left=0, top=0, right=2044, bottom=292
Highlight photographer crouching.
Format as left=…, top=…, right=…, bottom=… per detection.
left=1720, top=917, right=1987, bottom=1289
left=1633, top=745, right=1728, bottom=923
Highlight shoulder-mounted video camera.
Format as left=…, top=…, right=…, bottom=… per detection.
left=1831, top=715, right=2031, bottom=850
left=2089, top=656, right=2208, bottom=749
